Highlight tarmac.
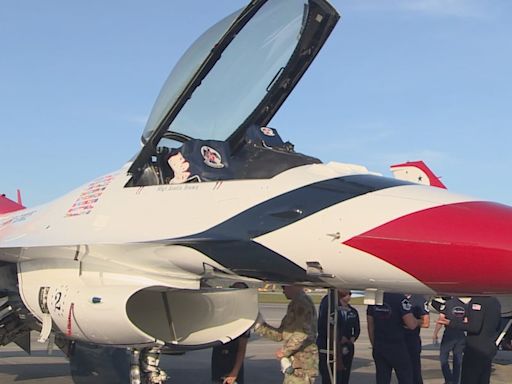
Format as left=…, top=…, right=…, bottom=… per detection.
left=0, top=304, right=511, bottom=383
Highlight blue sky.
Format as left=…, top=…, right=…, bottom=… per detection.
left=1, top=0, right=511, bottom=207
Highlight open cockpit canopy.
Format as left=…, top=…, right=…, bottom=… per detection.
left=128, top=0, right=339, bottom=185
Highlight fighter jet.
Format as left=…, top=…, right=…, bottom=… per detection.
left=1, top=0, right=512, bottom=382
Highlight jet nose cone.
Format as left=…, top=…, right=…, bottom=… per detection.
left=344, top=201, right=512, bottom=294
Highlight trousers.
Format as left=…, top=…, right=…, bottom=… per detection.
left=440, top=337, right=465, bottom=384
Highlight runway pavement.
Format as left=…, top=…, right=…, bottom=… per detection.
left=0, top=304, right=511, bottom=383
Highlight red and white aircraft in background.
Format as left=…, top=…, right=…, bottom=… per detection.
left=0, top=192, right=24, bottom=215
left=1, top=0, right=512, bottom=382
left=390, top=161, right=447, bottom=190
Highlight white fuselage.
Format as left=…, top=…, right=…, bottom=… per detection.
left=0, top=161, right=475, bottom=293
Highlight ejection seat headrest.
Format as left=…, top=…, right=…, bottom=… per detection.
left=244, top=125, right=285, bottom=149
left=167, top=139, right=233, bottom=183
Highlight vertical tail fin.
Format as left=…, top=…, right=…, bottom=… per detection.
left=0, top=191, right=26, bottom=214
left=390, top=161, right=447, bottom=189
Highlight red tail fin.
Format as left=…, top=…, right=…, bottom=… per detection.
left=0, top=191, right=26, bottom=214
left=390, top=161, right=447, bottom=189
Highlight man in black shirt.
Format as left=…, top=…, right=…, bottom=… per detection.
left=404, top=294, right=430, bottom=384
left=367, top=292, right=418, bottom=384
left=433, top=297, right=467, bottom=384
left=211, top=282, right=250, bottom=384
left=211, top=331, right=249, bottom=384
left=438, top=296, right=501, bottom=384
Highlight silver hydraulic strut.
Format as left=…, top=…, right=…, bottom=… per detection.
left=326, top=288, right=338, bottom=384
left=130, top=347, right=168, bottom=384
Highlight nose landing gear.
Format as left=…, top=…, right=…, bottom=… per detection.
left=130, top=347, right=168, bottom=384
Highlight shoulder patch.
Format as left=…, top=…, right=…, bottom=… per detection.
left=401, top=298, right=412, bottom=311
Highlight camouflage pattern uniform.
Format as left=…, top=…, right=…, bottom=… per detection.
left=256, top=290, right=319, bottom=384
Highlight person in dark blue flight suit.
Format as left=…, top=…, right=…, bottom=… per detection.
left=433, top=297, right=467, bottom=384
left=317, top=289, right=360, bottom=384
left=404, top=294, right=430, bottom=384
left=437, top=296, right=501, bottom=384
left=367, top=292, right=419, bottom=384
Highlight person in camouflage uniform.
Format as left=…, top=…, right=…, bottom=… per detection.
left=255, top=285, right=319, bottom=384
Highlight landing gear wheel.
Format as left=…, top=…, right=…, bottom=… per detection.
left=130, top=347, right=168, bottom=384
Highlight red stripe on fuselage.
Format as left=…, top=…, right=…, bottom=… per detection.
left=344, top=201, right=512, bottom=294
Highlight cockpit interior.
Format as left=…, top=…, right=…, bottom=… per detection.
left=127, top=125, right=320, bottom=187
